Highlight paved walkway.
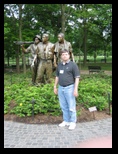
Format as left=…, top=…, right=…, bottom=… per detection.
left=4, top=117, right=112, bottom=148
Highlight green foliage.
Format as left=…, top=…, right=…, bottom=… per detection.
left=4, top=72, right=112, bottom=118
left=4, top=4, right=112, bottom=62
left=77, top=73, right=112, bottom=111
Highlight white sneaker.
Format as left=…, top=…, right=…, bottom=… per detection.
left=68, top=122, right=76, bottom=130
left=59, top=121, right=70, bottom=127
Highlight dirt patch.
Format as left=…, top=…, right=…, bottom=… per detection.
left=4, top=105, right=112, bottom=124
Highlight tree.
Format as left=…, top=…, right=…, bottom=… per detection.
left=4, top=4, right=112, bottom=69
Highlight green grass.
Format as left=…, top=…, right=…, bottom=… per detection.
left=4, top=56, right=112, bottom=71
left=74, top=55, right=112, bottom=63
left=78, top=63, right=112, bottom=71
left=74, top=56, right=112, bottom=71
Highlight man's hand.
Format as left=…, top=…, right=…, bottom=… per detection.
left=21, top=44, right=24, bottom=48
left=21, top=44, right=25, bottom=53
left=54, top=87, right=58, bottom=95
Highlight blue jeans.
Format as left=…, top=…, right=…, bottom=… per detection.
left=58, top=84, right=77, bottom=123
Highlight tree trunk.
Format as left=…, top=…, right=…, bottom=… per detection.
left=61, top=4, right=66, bottom=34
left=83, top=27, right=87, bottom=66
left=16, top=46, right=20, bottom=72
left=19, top=4, right=27, bottom=74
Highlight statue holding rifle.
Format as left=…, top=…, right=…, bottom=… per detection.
left=21, top=35, right=42, bottom=85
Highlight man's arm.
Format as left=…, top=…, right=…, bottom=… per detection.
left=21, top=44, right=32, bottom=54
left=73, top=77, right=79, bottom=97
left=51, top=44, right=57, bottom=68
left=54, top=76, right=59, bottom=95
left=69, top=42, right=75, bottom=62
left=31, top=46, right=39, bottom=67
left=53, top=54, right=57, bottom=68
left=31, top=55, right=37, bottom=67
left=21, top=44, right=26, bottom=53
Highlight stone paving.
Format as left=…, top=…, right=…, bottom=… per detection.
left=4, top=117, right=112, bottom=148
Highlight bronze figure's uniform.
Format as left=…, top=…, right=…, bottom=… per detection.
left=36, top=33, right=55, bottom=84
left=54, top=33, right=75, bottom=64
left=21, top=35, right=41, bottom=85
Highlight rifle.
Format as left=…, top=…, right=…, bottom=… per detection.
left=13, top=41, right=34, bottom=45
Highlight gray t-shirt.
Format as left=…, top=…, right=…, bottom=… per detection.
left=56, top=60, right=80, bottom=86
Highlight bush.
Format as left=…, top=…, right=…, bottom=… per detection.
left=4, top=72, right=112, bottom=117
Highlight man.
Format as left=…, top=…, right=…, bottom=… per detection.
left=54, top=32, right=75, bottom=65
left=54, top=49, right=80, bottom=130
left=36, top=33, right=56, bottom=85
left=21, top=35, right=41, bottom=85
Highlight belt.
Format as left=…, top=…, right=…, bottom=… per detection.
left=40, top=59, right=52, bottom=61
left=60, top=83, right=74, bottom=87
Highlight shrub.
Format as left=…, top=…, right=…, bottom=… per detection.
left=4, top=72, right=112, bottom=117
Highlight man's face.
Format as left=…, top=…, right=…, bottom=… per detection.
left=34, top=38, right=40, bottom=44
left=61, top=52, right=70, bottom=61
left=42, top=36, right=48, bottom=43
left=58, top=35, right=63, bottom=42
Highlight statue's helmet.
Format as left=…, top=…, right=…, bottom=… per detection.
left=33, top=35, right=42, bottom=41
left=42, top=33, right=49, bottom=38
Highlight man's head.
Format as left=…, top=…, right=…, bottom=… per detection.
left=33, top=35, right=42, bottom=42
left=42, top=33, right=49, bottom=43
left=58, top=33, right=65, bottom=43
left=60, top=49, right=70, bottom=62
left=60, top=49, right=70, bottom=55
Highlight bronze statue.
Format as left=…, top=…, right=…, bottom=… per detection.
left=21, top=35, right=41, bottom=85
left=36, top=33, right=56, bottom=85
left=54, top=32, right=75, bottom=64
